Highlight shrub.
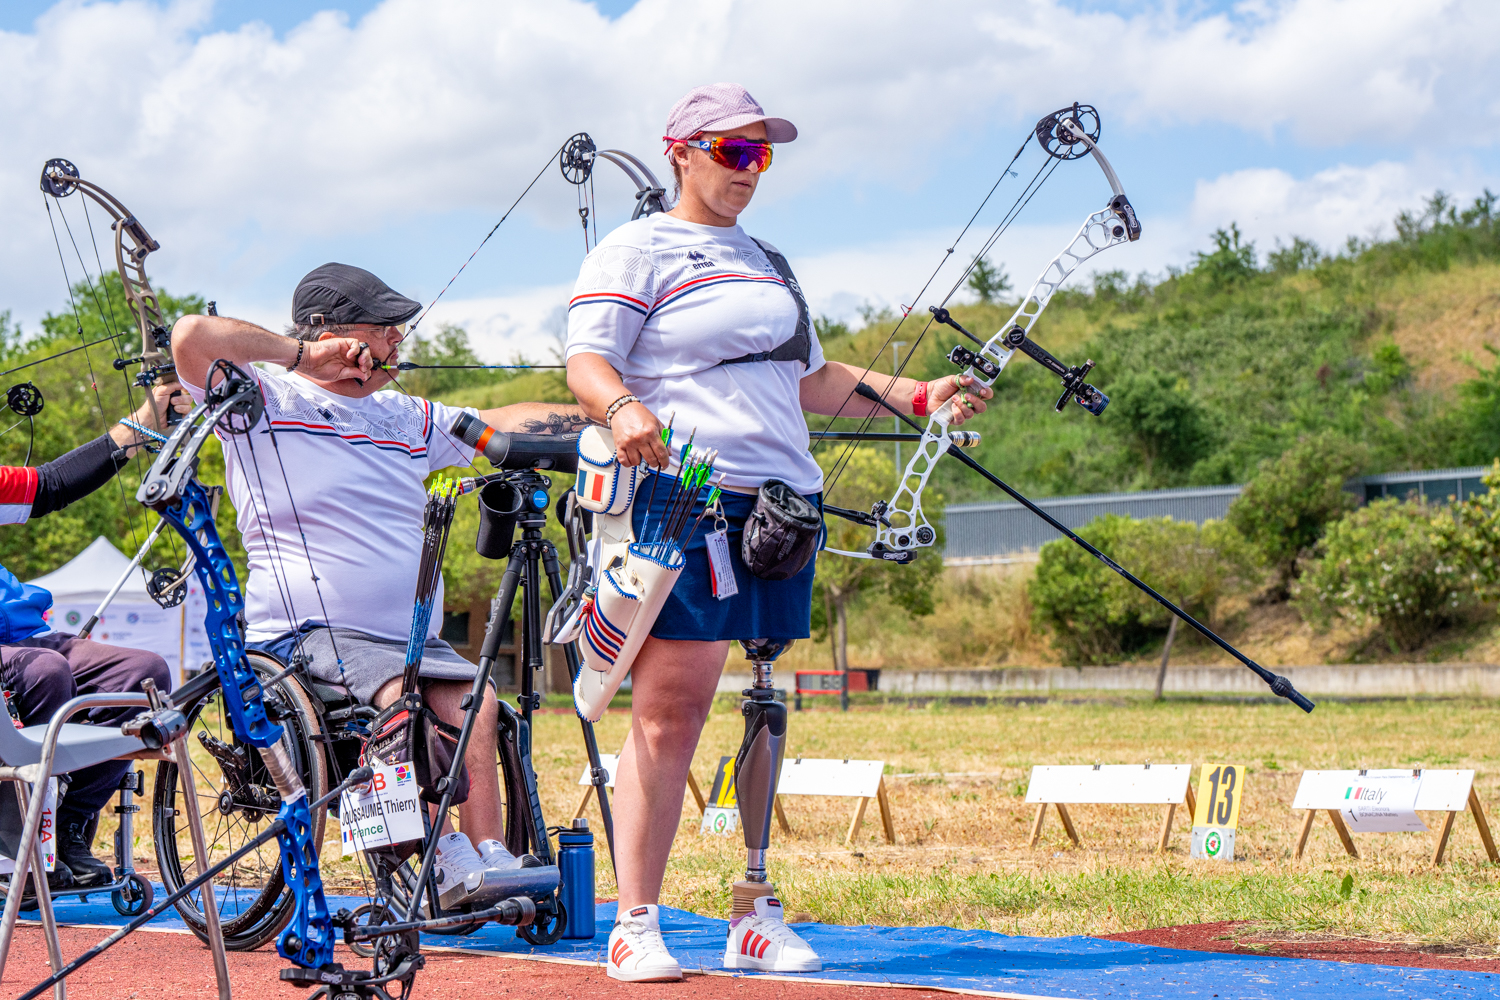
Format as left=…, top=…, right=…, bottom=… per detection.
left=1029, top=515, right=1256, bottom=665
left=1294, top=498, right=1467, bottom=652
left=1226, top=432, right=1365, bottom=598
left=1433, top=460, right=1500, bottom=600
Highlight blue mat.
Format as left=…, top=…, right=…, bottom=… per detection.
left=32, top=888, right=1500, bottom=998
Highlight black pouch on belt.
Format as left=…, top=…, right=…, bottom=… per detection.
left=741, top=479, right=822, bottom=581
left=361, top=697, right=471, bottom=807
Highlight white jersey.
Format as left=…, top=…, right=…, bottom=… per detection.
left=181, top=367, right=478, bottom=642
left=564, top=214, right=826, bottom=494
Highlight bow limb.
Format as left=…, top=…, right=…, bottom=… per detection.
left=865, top=115, right=1142, bottom=561
left=40, top=159, right=171, bottom=374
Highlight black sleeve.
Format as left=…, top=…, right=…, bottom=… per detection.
left=30, top=433, right=130, bottom=518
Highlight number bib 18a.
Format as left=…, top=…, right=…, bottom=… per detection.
left=1191, top=763, right=1244, bottom=861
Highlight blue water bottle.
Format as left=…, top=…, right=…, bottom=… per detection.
left=557, top=817, right=596, bottom=939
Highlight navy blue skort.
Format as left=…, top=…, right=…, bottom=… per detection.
left=631, top=472, right=820, bottom=643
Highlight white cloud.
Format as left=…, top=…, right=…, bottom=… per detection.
left=1187, top=157, right=1483, bottom=261
left=1, top=0, right=1496, bottom=336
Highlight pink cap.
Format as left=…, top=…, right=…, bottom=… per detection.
left=663, top=83, right=797, bottom=146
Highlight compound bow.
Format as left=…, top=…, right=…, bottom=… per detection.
left=823, top=104, right=1138, bottom=562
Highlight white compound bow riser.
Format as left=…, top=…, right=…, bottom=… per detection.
left=870, top=119, right=1140, bottom=559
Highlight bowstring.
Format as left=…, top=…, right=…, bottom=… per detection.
left=42, top=195, right=146, bottom=563
left=821, top=151, right=1061, bottom=500
left=408, top=137, right=573, bottom=336
left=814, top=135, right=1050, bottom=499
left=76, top=194, right=187, bottom=570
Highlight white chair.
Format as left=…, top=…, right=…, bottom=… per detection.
left=0, top=689, right=229, bottom=999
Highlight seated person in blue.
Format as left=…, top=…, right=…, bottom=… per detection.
left=0, top=382, right=187, bottom=889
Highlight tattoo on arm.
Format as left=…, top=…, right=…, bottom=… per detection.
left=519, top=411, right=599, bottom=435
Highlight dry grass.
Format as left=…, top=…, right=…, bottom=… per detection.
left=98, top=693, right=1500, bottom=947
left=1381, top=260, right=1500, bottom=393
left=542, top=694, right=1500, bottom=944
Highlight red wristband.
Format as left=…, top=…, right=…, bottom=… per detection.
left=911, top=380, right=928, bottom=417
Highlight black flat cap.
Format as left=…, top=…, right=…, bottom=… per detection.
left=292, top=263, right=421, bottom=327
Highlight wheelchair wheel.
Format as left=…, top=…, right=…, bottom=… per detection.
left=517, top=896, right=566, bottom=946
left=111, top=873, right=154, bottom=916
left=151, top=653, right=328, bottom=951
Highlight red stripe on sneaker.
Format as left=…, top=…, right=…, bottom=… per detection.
left=756, top=934, right=772, bottom=959
left=612, top=939, right=633, bottom=966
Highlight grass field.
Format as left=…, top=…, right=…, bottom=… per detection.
left=535, top=692, right=1500, bottom=945
left=111, top=690, right=1500, bottom=949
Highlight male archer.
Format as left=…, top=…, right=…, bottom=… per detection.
left=172, top=263, right=590, bottom=904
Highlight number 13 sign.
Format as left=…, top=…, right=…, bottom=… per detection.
left=1191, top=764, right=1244, bottom=861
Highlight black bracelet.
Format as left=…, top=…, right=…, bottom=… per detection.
left=286, top=340, right=305, bottom=373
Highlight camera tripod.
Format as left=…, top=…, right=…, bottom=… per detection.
left=472, top=470, right=616, bottom=942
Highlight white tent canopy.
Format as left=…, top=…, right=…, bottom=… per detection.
left=26, top=535, right=210, bottom=687
left=27, top=535, right=149, bottom=603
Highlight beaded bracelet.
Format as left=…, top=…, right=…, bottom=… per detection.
left=604, top=393, right=640, bottom=425
left=286, top=340, right=306, bottom=373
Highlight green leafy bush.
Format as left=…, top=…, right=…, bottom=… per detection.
left=1294, top=498, right=1467, bottom=651
left=1433, top=461, right=1500, bottom=600
left=1226, top=431, right=1365, bottom=597
left=1029, top=515, right=1257, bottom=665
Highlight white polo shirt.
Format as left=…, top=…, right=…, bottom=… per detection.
left=564, top=214, right=826, bottom=494
left=182, top=367, right=478, bottom=642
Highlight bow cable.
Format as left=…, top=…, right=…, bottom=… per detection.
left=815, top=136, right=1061, bottom=500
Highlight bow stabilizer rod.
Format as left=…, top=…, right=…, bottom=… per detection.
left=853, top=382, right=1315, bottom=714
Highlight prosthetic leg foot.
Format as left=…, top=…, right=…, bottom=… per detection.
left=722, top=639, right=822, bottom=973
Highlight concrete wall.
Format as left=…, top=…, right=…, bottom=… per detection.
left=875, top=664, right=1500, bottom=697
left=716, top=664, right=1500, bottom=697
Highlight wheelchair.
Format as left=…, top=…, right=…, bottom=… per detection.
left=151, top=646, right=574, bottom=951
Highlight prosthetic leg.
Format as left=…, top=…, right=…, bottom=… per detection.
left=723, top=639, right=820, bottom=972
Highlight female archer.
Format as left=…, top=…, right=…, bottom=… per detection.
left=565, top=82, right=991, bottom=982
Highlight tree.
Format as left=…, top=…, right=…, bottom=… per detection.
left=1295, top=498, right=1467, bottom=652
left=815, top=447, right=940, bottom=672
left=1028, top=514, right=1255, bottom=665
left=813, top=315, right=850, bottom=341
left=1192, top=223, right=1258, bottom=289
left=0, top=274, right=248, bottom=584
left=1226, top=432, right=1365, bottom=599
left=1267, top=236, right=1323, bottom=274
left=1106, top=368, right=1214, bottom=482
left=967, top=256, right=1011, bottom=303
left=1433, top=460, right=1500, bottom=600
left=397, top=323, right=494, bottom=398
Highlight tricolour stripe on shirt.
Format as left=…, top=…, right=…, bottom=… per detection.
left=648, top=271, right=786, bottom=317
left=568, top=291, right=650, bottom=316
left=264, top=419, right=429, bottom=459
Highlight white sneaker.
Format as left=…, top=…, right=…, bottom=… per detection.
left=433, top=832, right=509, bottom=910
left=723, top=896, right=822, bottom=972
left=476, top=838, right=522, bottom=871
left=607, top=904, right=683, bottom=982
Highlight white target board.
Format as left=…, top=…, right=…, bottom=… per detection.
left=1293, top=769, right=1476, bottom=834
left=777, top=758, right=885, bottom=798
left=1026, top=764, right=1192, bottom=804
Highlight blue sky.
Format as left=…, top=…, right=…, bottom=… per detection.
left=0, top=0, right=1495, bottom=359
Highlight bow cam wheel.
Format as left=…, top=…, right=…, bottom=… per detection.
left=40, top=158, right=81, bottom=198
left=559, top=133, right=596, bottom=185
left=6, top=383, right=44, bottom=417
left=1035, top=103, right=1102, bottom=160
